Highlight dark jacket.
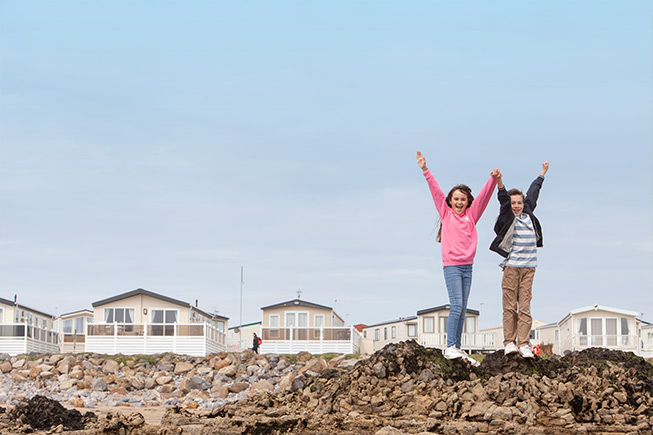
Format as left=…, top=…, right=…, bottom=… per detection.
left=489, top=176, right=544, bottom=258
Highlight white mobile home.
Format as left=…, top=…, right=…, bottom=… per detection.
left=0, top=297, right=59, bottom=355
left=537, top=304, right=647, bottom=356
left=259, top=298, right=361, bottom=354
left=85, top=288, right=228, bottom=357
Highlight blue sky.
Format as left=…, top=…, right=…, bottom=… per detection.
left=1, top=1, right=651, bottom=330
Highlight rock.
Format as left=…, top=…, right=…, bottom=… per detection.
left=278, top=372, right=295, bottom=391
left=56, top=361, right=70, bottom=375
left=103, top=359, right=120, bottom=374
left=373, top=362, right=387, bottom=379
left=60, top=379, right=75, bottom=390
left=189, top=376, right=211, bottom=391
left=11, top=372, right=26, bottom=382
left=91, top=378, right=107, bottom=391
left=130, top=377, right=145, bottom=390
left=228, top=382, right=249, bottom=393
left=0, top=361, right=12, bottom=373
left=418, top=368, right=434, bottom=383
left=69, top=368, right=84, bottom=380
left=214, top=359, right=230, bottom=371
left=156, top=376, right=173, bottom=385
left=48, top=354, right=65, bottom=365
left=248, top=380, right=274, bottom=397
left=218, top=365, right=237, bottom=377
left=174, top=362, right=194, bottom=374
left=159, top=385, right=176, bottom=394
left=613, top=391, right=627, bottom=403
left=211, top=385, right=229, bottom=399
left=291, top=378, right=305, bottom=392
left=296, top=351, right=312, bottom=362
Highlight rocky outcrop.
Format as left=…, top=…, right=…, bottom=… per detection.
left=166, top=342, right=653, bottom=434
left=0, top=342, right=651, bottom=434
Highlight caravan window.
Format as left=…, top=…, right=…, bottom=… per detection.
left=621, top=318, right=630, bottom=345
left=407, top=323, right=417, bottom=337
left=423, top=317, right=434, bottom=333
left=104, top=308, right=135, bottom=324
left=75, top=317, right=85, bottom=334
left=578, top=318, right=588, bottom=346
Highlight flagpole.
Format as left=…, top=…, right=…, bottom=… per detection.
left=239, top=266, right=244, bottom=350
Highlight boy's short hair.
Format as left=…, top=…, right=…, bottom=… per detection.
left=508, top=188, right=524, bottom=200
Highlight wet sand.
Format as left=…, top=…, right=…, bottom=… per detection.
left=64, top=404, right=169, bottom=425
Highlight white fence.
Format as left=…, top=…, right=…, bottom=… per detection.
left=419, top=332, right=497, bottom=352
left=85, top=323, right=227, bottom=357
left=559, top=334, right=640, bottom=356
left=0, top=324, right=60, bottom=356
left=260, top=326, right=361, bottom=355
left=640, top=336, right=653, bottom=358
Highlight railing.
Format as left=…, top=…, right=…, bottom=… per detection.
left=260, top=326, right=361, bottom=354
left=574, top=334, right=638, bottom=349
left=558, top=334, right=640, bottom=356
left=85, top=322, right=227, bottom=356
left=0, top=323, right=60, bottom=355
left=419, top=332, right=497, bottom=350
left=641, top=337, right=653, bottom=353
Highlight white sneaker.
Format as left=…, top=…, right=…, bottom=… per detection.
left=519, top=345, right=534, bottom=358
left=504, top=342, right=518, bottom=355
left=462, top=351, right=480, bottom=367
left=467, top=357, right=481, bottom=367
left=444, top=346, right=463, bottom=360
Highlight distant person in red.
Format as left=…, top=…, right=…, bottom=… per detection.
left=252, top=332, right=261, bottom=354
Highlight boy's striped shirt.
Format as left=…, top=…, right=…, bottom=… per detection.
left=506, top=214, right=537, bottom=268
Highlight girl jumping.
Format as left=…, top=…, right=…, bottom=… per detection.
left=417, top=151, right=500, bottom=365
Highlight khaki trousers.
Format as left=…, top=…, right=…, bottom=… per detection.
left=502, top=266, right=535, bottom=347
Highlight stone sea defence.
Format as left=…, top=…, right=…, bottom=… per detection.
left=0, top=340, right=651, bottom=434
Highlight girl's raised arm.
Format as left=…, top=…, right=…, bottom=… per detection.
left=418, top=151, right=447, bottom=216
left=468, top=169, right=499, bottom=222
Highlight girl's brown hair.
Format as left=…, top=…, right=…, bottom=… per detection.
left=436, top=185, right=474, bottom=242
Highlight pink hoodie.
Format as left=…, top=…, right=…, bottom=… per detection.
left=423, top=170, right=496, bottom=266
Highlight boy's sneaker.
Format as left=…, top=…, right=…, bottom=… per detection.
left=444, top=346, right=463, bottom=360
left=504, top=342, right=518, bottom=355
left=519, top=345, right=534, bottom=358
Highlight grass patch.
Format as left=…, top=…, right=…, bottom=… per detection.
left=317, top=353, right=340, bottom=361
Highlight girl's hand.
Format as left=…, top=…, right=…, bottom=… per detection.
left=491, top=168, right=504, bottom=189
left=541, top=161, right=549, bottom=177
left=416, top=151, right=428, bottom=172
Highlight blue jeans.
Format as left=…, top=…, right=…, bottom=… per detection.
left=443, top=264, right=473, bottom=348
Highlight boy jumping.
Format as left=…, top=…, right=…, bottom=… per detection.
left=490, top=162, right=549, bottom=358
